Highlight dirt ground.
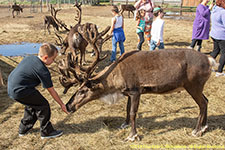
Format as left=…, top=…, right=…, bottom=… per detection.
left=0, top=4, right=225, bottom=150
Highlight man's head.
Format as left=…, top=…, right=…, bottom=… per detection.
left=38, top=43, right=58, bottom=65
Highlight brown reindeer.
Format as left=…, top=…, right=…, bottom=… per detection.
left=44, top=4, right=70, bottom=34
left=120, top=4, right=136, bottom=18
left=58, top=23, right=216, bottom=141
left=44, top=15, right=59, bottom=34
left=12, top=3, right=23, bottom=18
left=55, top=3, right=111, bottom=65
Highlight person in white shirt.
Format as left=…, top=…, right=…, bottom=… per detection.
left=150, top=6, right=165, bottom=50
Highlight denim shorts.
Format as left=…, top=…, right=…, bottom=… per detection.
left=150, top=40, right=165, bottom=51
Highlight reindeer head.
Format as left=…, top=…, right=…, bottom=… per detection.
left=66, top=81, right=100, bottom=112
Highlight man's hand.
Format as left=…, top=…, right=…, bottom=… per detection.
left=61, top=104, right=69, bottom=114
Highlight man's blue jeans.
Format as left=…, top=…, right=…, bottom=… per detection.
left=111, top=36, right=125, bottom=62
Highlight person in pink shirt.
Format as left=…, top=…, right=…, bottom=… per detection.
left=134, top=0, right=154, bottom=46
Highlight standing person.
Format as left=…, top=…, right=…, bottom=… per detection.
left=188, top=0, right=214, bottom=52
left=136, top=9, right=146, bottom=51
left=210, top=0, right=225, bottom=76
left=134, top=0, right=154, bottom=46
left=109, top=5, right=125, bottom=62
left=7, top=43, right=68, bottom=139
left=150, top=7, right=165, bottom=51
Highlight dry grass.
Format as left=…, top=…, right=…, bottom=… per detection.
left=0, top=5, right=225, bottom=150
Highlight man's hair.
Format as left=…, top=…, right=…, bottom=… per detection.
left=112, top=5, right=119, bottom=13
left=153, top=6, right=164, bottom=17
left=216, top=0, right=225, bottom=9
left=39, top=43, right=58, bottom=57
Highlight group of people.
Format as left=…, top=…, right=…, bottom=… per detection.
left=188, top=0, right=225, bottom=77
left=110, top=0, right=225, bottom=76
left=6, top=0, right=225, bottom=140
left=109, top=0, right=165, bottom=62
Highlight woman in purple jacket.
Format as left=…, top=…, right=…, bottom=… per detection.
left=188, top=0, right=214, bottom=52
left=210, top=0, right=225, bottom=77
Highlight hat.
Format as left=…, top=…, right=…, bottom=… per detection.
left=153, top=7, right=161, bottom=12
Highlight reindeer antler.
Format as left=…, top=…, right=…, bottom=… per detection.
left=78, top=23, right=109, bottom=78
left=50, top=4, right=70, bottom=31
left=57, top=23, right=112, bottom=93
left=74, top=2, right=82, bottom=25
left=58, top=52, right=84, bottom=93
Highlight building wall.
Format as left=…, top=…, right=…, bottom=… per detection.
left=182, top=0, right=201, bottom=6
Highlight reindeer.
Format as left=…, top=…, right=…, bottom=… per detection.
left=12, top=3, right=23, bottom=18
left=44, top=4, right=70, bottom=34
left=57, top=23, right=216, bottom=141
left=55, top=3, right=111, bottom=65
left=44, top=15, right=59, bottom=34
left=120, top=4, right=136, bottom=18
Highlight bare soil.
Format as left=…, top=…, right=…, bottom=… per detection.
left=0, top=5, right=225, bottom=150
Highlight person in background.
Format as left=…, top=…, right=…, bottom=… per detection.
left=109, top=5, right=125, bottom=62
left=136, top=9, right=146, bottom=51
left=150, top=6, right=165, bottom=51
left=209, top=0, right=225, bottom=77
left=7, top=43, right=68, bottom=139
left=188, top=0, right=214, bottom=52
left=134, top=0, right=154, bottom=47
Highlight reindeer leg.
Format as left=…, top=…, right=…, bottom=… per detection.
left=47, top=24, right=51, bottom=35
left=131, top=11, right=134, bottom=18
left=128, top=11, right=130, bottom=18
left=185, top=86, right=208, bottom=137
left=121, top=97, right=131, bottom=129
left=125, top=91, right=141, bottom=142
left=12, top=10, right=15, bottom=18
left=80, top=49, right=86, bottom=66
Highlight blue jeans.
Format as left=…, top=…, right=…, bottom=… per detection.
left=111, top=36, right=125, bottom=62
left=150, top=39, right=164, bottom=51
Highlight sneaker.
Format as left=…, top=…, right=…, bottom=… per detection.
left=18, top=128, right=32, bottom=137
left=41, top=130, right=63, bottom=139
left=187, top=46, right=193, bottom=49
left=215, top=72, right=225, bottom=77
left=19, top=133, right=28, bottom=137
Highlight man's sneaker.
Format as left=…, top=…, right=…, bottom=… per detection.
left=187, top=46, right=194, bottom=49
left=41, top=130, right=63, bottom=139
left=19, top=128, right=31, bottom=137
left=19, top=133, right=28, bottom=137
left=215, top=72, right=225, bottom=77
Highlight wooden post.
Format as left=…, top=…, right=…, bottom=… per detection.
left=46, top=0, right=50, bottom=11
left=40, top=0, right=43, bottom=12
left=180, top=0, right=183, bottom=16
left=0, top=69, right=5, bottom=87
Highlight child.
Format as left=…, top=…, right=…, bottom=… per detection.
left=136, top=9, right=146, bottom=51
left=109, top=5, right=126, bottom=62
left=150, top=6, right=165, bottom=51
left=7, top=43, right=68, bottom=139
left=188, top=0, right=214, bottom=52
left=134, top=0, right=154, bottom=46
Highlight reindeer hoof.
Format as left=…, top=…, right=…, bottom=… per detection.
left=124, top=134, right=140, bottom=142
left=192, top=125, right=208, bottom=137
left=120, top=122, right=130, bottom=129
